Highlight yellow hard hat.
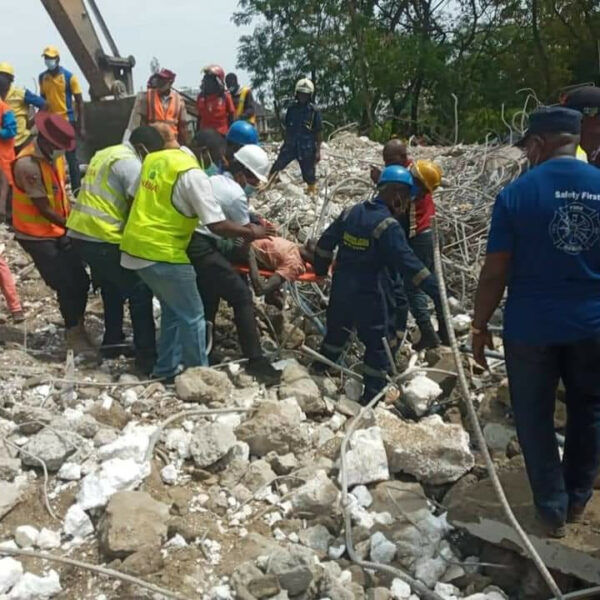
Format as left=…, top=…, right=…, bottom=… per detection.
left=411, top=160, right=443, bottom=192
left=0, top=63, right=14, bottom=77
left=42, top=46, right=60, bottom=58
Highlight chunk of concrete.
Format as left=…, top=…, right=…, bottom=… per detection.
left=190, top=422, right=236, bottom=468
left=0, top=557, right=23, bottom=593
left=267, top=548, right=314, bottom=596
left=7, top=569, right=61, bottom=599
left=14, top=526, right=38, bottom=549
left=175, top=367, right=233, bottom=404
left=98, top=491, right=170, bottom=559
left=401, top=374, right=443, bottom=417
left=291, top=470, right=339, bottom=516
left=376, top=409, right=474, bottom=484
left=64, top=504, right=94, bottom=538
left=236, top=400, right=309, bottom=457
left=343, top=427, right=389, bottom=487
left=369, top=531, right=396, bottom=564
left=21, top=430, right=71, bottom=472
left=279, top=377, right=327, bottom=416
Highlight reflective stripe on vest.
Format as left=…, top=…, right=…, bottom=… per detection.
left=12, top=143, right=68, bottom=237
left=146, top=90, right=181, bottom=136
left=67, top=144, right=138, bottom=244
left=235, top=87, right=256, bottom=125
left=120, top=149, right=199, bottom=264
left=576, top=145, right=588, bottom=163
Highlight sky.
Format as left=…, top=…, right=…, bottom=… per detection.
left=2, top=0, right=251, bottom=97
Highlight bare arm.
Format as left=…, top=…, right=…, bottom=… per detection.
left=472, top=252, right=510, bottom=367
left=248, top=246, right=285, bottom=296
left=207, top=220, right=272, bottom=241
left=31, top=196, right=66, bottom=227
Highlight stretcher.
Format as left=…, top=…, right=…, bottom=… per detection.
left=233, top=263, right=329, bottom=335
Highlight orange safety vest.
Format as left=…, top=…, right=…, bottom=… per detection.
left=146, top=90, right=182, bottom=136
left=0, top=100, right=15, bottom=186
left=11, top=142, right=69, bottom=238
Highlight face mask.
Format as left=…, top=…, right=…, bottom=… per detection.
left=199, top=153, right=219, bottom=176
left=244, top=184, right=257, bottom=197
left=45, top=59, right=58, bottom=70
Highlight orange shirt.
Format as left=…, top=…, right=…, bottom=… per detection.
left=252, top=237, right=306, bottom=281
left=196, top=92, right=235, bottom=135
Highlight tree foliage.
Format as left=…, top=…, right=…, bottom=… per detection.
left=234, top=0, right=600, bottom=142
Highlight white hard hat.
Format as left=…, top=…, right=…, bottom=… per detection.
left=233, top=144, right=270, bottom=183
left=295, top=78, right=314, bottom=95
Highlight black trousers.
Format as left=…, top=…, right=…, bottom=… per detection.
left=18, top=237, right=89, bottom=329
left=72, top=239, right=156, bottom=362
left=505, top=336, right=600, bottom=524
left=187, top=233, right=262, bottom=359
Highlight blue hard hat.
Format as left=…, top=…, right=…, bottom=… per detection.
left=378, top=165, right=414, bottom=187
left=226, top=120, right=259, bottom=146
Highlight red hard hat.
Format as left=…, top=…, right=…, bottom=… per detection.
left=34, top=112, right=76, bottom=151
left=156, top=68, right=176, bottom=82
left=203, top=64, right=225, bottom=83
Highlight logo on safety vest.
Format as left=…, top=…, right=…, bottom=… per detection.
left=549, top=201, right=600, bottom=255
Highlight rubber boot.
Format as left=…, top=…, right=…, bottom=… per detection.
left=246, top=357, right=282, bottom=386
left=438, top=319, right=452, bottom=346
left=413, top=321, right=441, bottom=351
left=306, top=183, right=318, bottom=196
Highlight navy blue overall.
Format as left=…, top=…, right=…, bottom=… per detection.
left=314, top=197, right=441, bottom=402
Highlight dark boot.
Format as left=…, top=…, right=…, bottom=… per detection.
left=246, top=357, right=282, bottom=386
left=438, top=321, right=452, bottom=346
left=413, top=321, right=441, bottom=351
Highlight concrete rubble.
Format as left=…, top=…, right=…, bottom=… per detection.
left=0, top=133, right=587, bottom=599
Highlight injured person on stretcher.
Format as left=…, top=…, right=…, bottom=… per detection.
left=235, top=237, right=316, bottom=308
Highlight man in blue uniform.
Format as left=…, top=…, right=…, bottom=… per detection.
left=472, top=106, right=600, bottom=538
left=313, top=166, right=443, bottom=404
left=270, top=78, right=322, bottom=195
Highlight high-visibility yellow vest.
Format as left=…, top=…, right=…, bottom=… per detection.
left=235, top=87, right=256, bottom=125
left=576, top=145, right=588, bottom=162
left=6, top=86, right=31, bottom=148
left=120, top=149, right=199, bottom=264
left=67, top=144, right=138, bottom=244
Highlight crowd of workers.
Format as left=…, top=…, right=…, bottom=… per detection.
left=2, top=46, right=600, bottom=540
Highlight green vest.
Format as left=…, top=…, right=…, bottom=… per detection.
left=120, top=149, right=200, bottom=264
left=67, top=144, right=138, bottom=244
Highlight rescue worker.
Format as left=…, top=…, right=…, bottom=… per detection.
left=187, top=142, right=281, bottom=385
left=196, top=65, right=236, bottom=136
left=270, top=78, right=322, bottom=195
left=313, top=166, right=443, bottom=403
left=120, top=140, right=272, bottom=381
left=66, top=126, right=166, bottom=373
left=225, top=120, right=259, bottom=166
left=404, top=160, right=447, bottom=348
left=472, top=107, right=600, bottom=538
left=39, top=46, right=85, bottom=193
left=226, top=73, right=257, bottom=124
left=0, top=73, right=16, bottom=189
left=563, top=86, right=600, bottom=167
left=124, top=69, right=189, bottom=146
left=12, top=112, right=93, bottom=353
left=0, top=63, right=47, bottom=154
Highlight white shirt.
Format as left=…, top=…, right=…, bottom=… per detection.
left=121, top=165, right=225, bottom=269
left=196, top=172, right=249, bottom=239
left=68, top=143, right=142, bottom=243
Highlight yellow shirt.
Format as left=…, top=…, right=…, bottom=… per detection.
left=39, top=68, right=82, bottom=122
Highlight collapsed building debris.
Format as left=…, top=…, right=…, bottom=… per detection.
left=0, top=132, right=593, bottom=600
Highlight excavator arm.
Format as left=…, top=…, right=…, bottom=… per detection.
left=39, top=0, right=135, bottom=100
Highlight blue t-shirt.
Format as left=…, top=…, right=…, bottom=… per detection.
left=487, top=157, right=600, bottom=345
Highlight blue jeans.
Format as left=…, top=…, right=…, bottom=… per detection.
left=137, top=262, right=208, bottom=378
left=505, top=336, right=600, bottom=524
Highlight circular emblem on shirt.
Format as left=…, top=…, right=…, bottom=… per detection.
left=549, top=201, right=600, bottom=255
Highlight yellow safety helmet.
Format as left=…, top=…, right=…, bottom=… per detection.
left=42, top=46, right=60, bottom=58
left=0, top=63, right=14, bottom=77
left=410, top=160, right=443, bottom=192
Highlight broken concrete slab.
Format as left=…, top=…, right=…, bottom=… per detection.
left=447, top=468, right=600, bottom=583
left=376, top=409, right=474, bottom=484
left=190, top=422, right=236, bottom=468
left=21, top=430, right=72, bottom=472
left=343, top=426, right=389, bottom=487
